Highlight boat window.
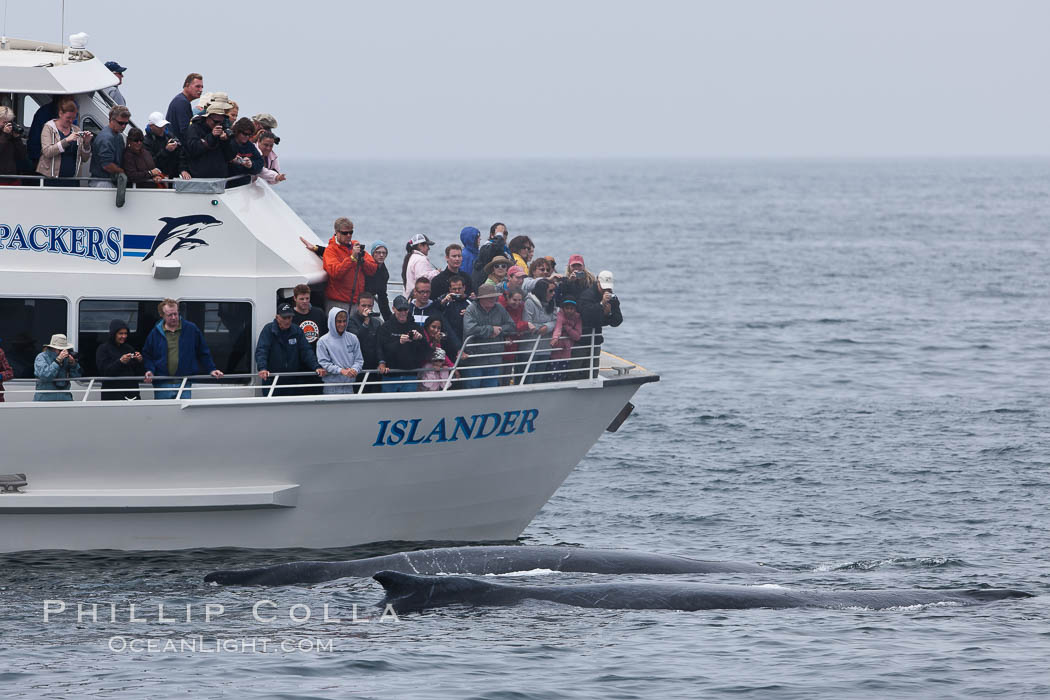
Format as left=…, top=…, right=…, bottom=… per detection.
left=0, top=297, right=68, bottom=379
left=76, top=299, right=252, bottom=377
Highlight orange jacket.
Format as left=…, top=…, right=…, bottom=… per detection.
left=323, top=237, right=378, bottom=303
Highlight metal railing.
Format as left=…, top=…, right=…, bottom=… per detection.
left=0, top=173, right=239, bottom=191
left=1, top=332, right=622, bottom=402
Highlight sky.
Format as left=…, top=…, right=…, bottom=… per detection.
left=5, top=0, right=1049, bottom=158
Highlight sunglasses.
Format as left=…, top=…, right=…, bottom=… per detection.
left=494, top=263, right=509, bottom=269
left=115, top=120, right=129, bottom=126
left=336, top=230, right=353, bottom=235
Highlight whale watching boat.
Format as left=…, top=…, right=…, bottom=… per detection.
left=0, top=37, right=657, bottom=552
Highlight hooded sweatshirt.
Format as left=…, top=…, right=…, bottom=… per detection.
left=95, top=319, right=144, bottom=400
left=316, top=307, right=364, bottom=394
left=459, top=227, right=481, bottom=282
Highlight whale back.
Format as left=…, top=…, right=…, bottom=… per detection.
left=371, top=573, right=1035, bottom=613
left=374, top=570, right=523, bottom=613
left=204, top=545, right=775, bottom=586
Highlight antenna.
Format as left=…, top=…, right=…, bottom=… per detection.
left=61, top=0, right=65, bottom=49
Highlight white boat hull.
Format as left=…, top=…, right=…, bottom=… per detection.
left=0, top=378, right=648, bottom=552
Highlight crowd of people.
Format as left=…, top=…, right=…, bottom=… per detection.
left=21, top=220, right=621, bottom=399
left=0, top=66, right=284, bottom=188
left=272, top=218, right=622, bottom=392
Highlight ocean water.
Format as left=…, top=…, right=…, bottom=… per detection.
left=3, top=159, right=1050, bottom=698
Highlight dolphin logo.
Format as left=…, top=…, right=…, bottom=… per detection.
left=142, top=215, right=223, bottom=261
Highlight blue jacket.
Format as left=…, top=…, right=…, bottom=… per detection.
left=142, top=319, right=217, bottom=377
left=34, top=348, right=83, bottom=401
left=460, top=226, right=481, bottom=282
left=255, top=319, right=319, bottom=374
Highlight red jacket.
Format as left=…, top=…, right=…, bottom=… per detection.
left=323, top=237, right=378, bottom=303
left=0, top=347, right=13, bottom=401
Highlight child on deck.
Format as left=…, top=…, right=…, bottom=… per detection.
left=419, top=347, right=453, bottom=391
left=549, top=297, right=582, bottom=382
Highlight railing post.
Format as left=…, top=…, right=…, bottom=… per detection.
left=443, top=335, right=471, bottom=391
left=590, top=330, right=598, bottom=380
left=266, top=374, right=278, bottom=398
left=176, top=376, right=189, bottom=400
left=81, top=378, right=96, bottom=402
left=520, top=335, right=541, bottom=384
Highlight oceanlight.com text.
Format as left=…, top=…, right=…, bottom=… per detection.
left=108, top=636, right=336, bottom=654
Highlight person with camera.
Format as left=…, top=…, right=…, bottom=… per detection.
left=122, top=128, right=166, bottom=188
left=439, top=276, right=471, bottom=349
left=471, top=222, right=512, bottom=290
left=0, top=106, right=26, bottom=185
left=226, top=117, right=263, bottom=187
left=144, top=112, right=190, bottom=180
left=33, top=334, right=83, bottom=401
left=376, top=295, right=429, bottom=393
left=95, top=320, right=147, bottom=401
left=431, top=243, right=474, bottom=300
left=346, top=292, right=383, bottom=391
left=36, top=98, right=93, bottom=187
left=184, top=99, right=236, bottom=179
left=89, top=105, right=130, bottom=188
left=322, top=217, right=378, bottom=314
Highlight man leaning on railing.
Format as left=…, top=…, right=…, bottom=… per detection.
left=461, top=284, right=515, bottom=389
left=142, top=298, right=223, bottom=399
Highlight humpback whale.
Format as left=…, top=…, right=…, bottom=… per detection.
left=374, top=571, right=1033, bottom=613
left=204, top=545, right=774, bottom=586
left=142, top=215, right=223, bottom=261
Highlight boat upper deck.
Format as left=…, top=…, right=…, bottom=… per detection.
left=0, top=38, right=117, bottom=94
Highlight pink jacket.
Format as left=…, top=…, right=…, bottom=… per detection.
left=550, top=310, right=582, bottom=360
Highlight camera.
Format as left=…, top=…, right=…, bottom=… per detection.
left=168, top=137, right=180, bottom=146
left=223, top=127, right=234, bottom=139
left=10, top=124, right=24, bottom=137
left=272, top=135, right=281, bottom=145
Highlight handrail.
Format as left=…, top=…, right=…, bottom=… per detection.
left=3, top=333, right=610, bottom=401
left=0, top=173, right=243, bottom=190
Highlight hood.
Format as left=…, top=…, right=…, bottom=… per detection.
left=327, top=306, right=348, bottom=337
left=108, top=319, right=129, bottom=345
left=460, top=226, right=480, bottom=252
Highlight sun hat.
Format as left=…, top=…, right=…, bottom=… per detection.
left=251, top=113, right=278, bottom=129
left=147, top=111, right=170, bottom=128
left=484, top=256, right=512, bottom=275
left=597, top=270, right=614, bottom=291
left=408, top=233, right=435, bottom=247
left=475, top=284, right=501, bottom=299
left=205, top=101, right=232, bottom=116
left=46, top=334, right=74, bottom=350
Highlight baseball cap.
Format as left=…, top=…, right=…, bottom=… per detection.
left=597, top=270, right=614, bottom=291
left=392, top=295, right=411, bottom=311
left=408, top=233, right=435, bottom=247
left=277, top=302, right=295, bottom=317
left=568, top=254, right=585, bottom=268
left=147, top=111, right=170, bottom=128
left=105, top=60, right=127, bottom=73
